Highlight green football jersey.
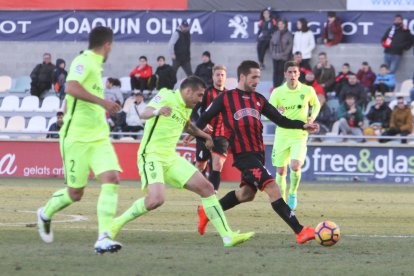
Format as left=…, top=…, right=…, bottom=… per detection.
left=138, top=89, right=192, bottom=161
left=269, top=82, right=320, bottom=138
left=60, top=50, right=109, bottom=142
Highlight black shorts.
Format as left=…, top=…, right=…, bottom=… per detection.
left=195, top=136, right=229, bottom=162
left=233, top=152, right=273, bottom=192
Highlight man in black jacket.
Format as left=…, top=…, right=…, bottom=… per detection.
left=155, top=56, right=177, bottom=90
left=381, top=14, right=413, bottom=74
left=168, top=21, right=192, bottom=76
left=194, top=51, right=214, bottom=87
left=30, top=53, right=55, bottom=97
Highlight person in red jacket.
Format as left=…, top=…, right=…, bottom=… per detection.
left=322, top=11, right=343, bottom=46
left=130, top=56, right=154, bottom=93
left=356, top=61, right=376, bottom=94
left=304, top=71, right=325, bottom=97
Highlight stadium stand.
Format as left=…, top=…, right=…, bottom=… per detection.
left=5, top=115, right=25, bottom=131
left=0, top=95, right=20, bottom=112
left=19, top=96, right=39, bottom=112
left=0, top=76, right=12, bottom=92
left=39, top=96, right=60, bottom=112
left=0, top=115, right=5, bottom=130
left=120, top=76, right=132, bottom=93
left=10, top=76, right=31, bottom=93
left=25, top=115, right=47, bottom=132
left=224, top=77, right=238, bottom=90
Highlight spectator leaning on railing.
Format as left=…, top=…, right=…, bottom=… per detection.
left=46, top=111, right=64, bottom=139
left=332, top=94, right=364, bottom=142
left=363, top=93, right=392, bottom=141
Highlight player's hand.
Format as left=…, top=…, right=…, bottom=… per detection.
left=303, top=123, right=320, bottom=133
left=205, top=136, right=214, bottom=150
left=307, top=117, right=314, bottom=124
left=277, top=107, right=285, bottom=114
left=183, top=134, right=195, bottom=146
left=203, top=124, right=213, bottom=134
left=159, top=106, right=172, bottom=116
left=102, top=99, right=121, bottom=114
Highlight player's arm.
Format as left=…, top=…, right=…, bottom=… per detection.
left=184, top=122, right=213, bottom=150
left=308, top=88, right=321, bottom=123
left=262, top=100, right=318, bottom=132
left=65, top=81, right=121, bottom=113
left=139, top=106, right=171, bottom=119
left=196, top=93, right=224, bottom=130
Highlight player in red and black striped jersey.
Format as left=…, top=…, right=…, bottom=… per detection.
left=195, top=60, right=319, bottom=244
left=190, top=65, right=229, bottom=191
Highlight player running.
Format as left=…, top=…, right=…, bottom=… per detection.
left=269, top=61, right=320, bottom=210
left=37, top=27, right=124, bottom=254
left=195, top=60, right=319, bottom=244
left=110, top=76, right=254, bottom=247
left=191, top=65, right=229, bottom=191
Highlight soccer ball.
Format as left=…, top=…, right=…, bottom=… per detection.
left=314, top=221, right=340, bottom=246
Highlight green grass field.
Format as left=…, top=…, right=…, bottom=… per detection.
left=1, top=178, right=414, bottom=276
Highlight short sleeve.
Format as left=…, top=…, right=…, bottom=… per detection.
left=66, top=56, right=90, bottom=84
left=147, top=88, right=172, bottom=109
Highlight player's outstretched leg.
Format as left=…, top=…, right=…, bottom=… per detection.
left=95, top=181, right=122, bottom=254
left=37, top=188, right=74, bottom=243
left=263, top=180, right=315, bottom=244
left=187, top=172, right=254, bottom=247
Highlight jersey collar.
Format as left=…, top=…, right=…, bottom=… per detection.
left=285, top=82, right=303, bottom=91
left=84, top=50, right=104, bottom=65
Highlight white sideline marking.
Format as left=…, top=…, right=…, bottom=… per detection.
left=0, top=209, right=88, bottom=226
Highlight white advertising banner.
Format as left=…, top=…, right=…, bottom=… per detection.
left=347, top=0, right=414, bottom=11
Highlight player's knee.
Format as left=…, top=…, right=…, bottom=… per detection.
left=237, top=189, right=256, bottom=202
left=146, top=194, right=165, bottom=210
left=199, top=180, right=215, bottom=197
left=290, top=162, right=301, bottom=172
left=277, top=167, right=287, bottom=175
left=68, top=188, right=84, bottom=202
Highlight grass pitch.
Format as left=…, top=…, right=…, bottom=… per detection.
left=1, top=178, right=414, bottom=276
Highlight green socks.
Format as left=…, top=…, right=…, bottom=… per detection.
left=201, top=195, right=232, bottom=238
left=289, top=170, right=301, bottom=195
left=43, top=188, right=74, bottom=219
left=114, top=197, right=148, bottom=228
left=97, top=184, right=119, bottom=235
left=276, top=173, right=287, bottom=201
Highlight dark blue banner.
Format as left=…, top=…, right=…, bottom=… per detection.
left=0, top=11, right=413, bottom=43
left=264, top=145, right=414, bottom=184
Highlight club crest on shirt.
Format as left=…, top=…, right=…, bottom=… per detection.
left=234, top=108, right=260, bottom=120
left=75, top=64, right=84, bottom=75
left=300, top=94, right=305, bottom=100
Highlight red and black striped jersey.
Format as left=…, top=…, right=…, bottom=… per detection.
left=191, top=86, right=227, bottom=137
left=197, top=88, right=305, bottom=156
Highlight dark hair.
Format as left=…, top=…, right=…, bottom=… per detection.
left=395, top=14, right=403, bottom=19
left=180, top=75, right=206, bottom=91
left=284, top=61, right=299, bottom=72
left=343, top=63, right=350, bottom=68
left=362, top=61, right=369, bottom=66
left=88, top=26, right=113, bottom=49
left=278, top=19, right=288, bottom=29
left=294, top=51, right=302, bottom=56
left=107, top=77, right=121, bottom=87
left=380, top=64, right=388, bottom=69
left=260, top=7, right=273, bottom=20
left=318, top=52, right=327, bottom=57
left=202, top=51, right=211, bottom=58
left=298, top=18, right=309, bottom=32
left=139, top=56, right=147, bottom=61
left=327, top=11, right=336, bottom=18
left=57, top=111, right=64, bottom=116
left=43, top=53, right=51, bottom=57
left=237, top=60, right=260, bottom=81
left=157, top=56, right=165, bottom=61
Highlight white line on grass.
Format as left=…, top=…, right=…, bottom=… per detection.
left=0, top=209, right=88, bottom=226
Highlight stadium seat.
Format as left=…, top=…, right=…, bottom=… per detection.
left=120, top=76, right=131, bottom=93
left=399, top=79, right=413, bottom=96
left=0, top=95, right=20, bottom=111
left=11, top=76, right=31, bottom=93
left=0, top=75, right=12, bottom=92
left=19, top=96, right=39, bottom=111
left=25, top=115, right=47, bottom=132
left=47, top=116, right=57, bottom=130
left=225, top=77, right=238, bottom=90
left=5, top=116, right=25, bottom=131
left=0, top=135, right=10, bottom=139
left=39, top=96, right=60, bottom=112
left=0, top=115, right=5, bottom=130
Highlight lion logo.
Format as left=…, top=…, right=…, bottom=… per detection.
left=228, top=14, right=249, bottom=39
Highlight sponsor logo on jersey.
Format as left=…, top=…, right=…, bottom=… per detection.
left=233, top=108, right=260, bottom=120
left=153, top=95, right=162, bottom=103
left=74, top=64, right=84, bottom=75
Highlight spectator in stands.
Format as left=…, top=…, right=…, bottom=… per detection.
left=293, top=51, right=312, bottom=83
left=105, top=77, right=124, bottom=105
left=30, top=53, right=55, bottom=98
left=356, top=61, right=376, bottom=94
left=332, top=94, right=364, bottom=142
left=380, top=97, right=413, bottom=143
left=374, top=64, right=396, bottom=94
left=270, top=19, right=293, bottom=88
left=129, top=56, right=154, bottom=93
left=168, top=21, right=192, bottom=76
left=194, top=51, right=214, bottom=87
left=335, top=63, right=354, bottom=95
left=46, top=111, right=64, bottom=139
left=381, top=14, right=413, bottom=74
left=304, top=72, right=325, bottom=96
left=315, top=94, right=334, bottom=135
left=155, top=56, right=177, bottom=90
left=52, top=58, right=67, bottom=100
left=364, top=93, right=392, bottom=140
left=107, top=100, right=126, bottom=139
left=410, top=72, right=414, bottom=102
left=292, top=18, right=315, bottom=69
left=256, top=7, right=277, bottom=70
left=338, top=73, right=367, bottom=108
left=125, top=91, right=147, bottom=137
left=313, top=52, right=336, bottom=93
left=322, top=11, right=343, bottom=46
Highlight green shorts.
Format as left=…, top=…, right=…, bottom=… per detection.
left=138, top=154, right=197, bottom=191
left=60, top=138, right=121, bottom=188
left=272, top=137, right=308, bottom=168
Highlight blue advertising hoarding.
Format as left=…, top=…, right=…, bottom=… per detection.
left=0, top=11, right=412, bottom=43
